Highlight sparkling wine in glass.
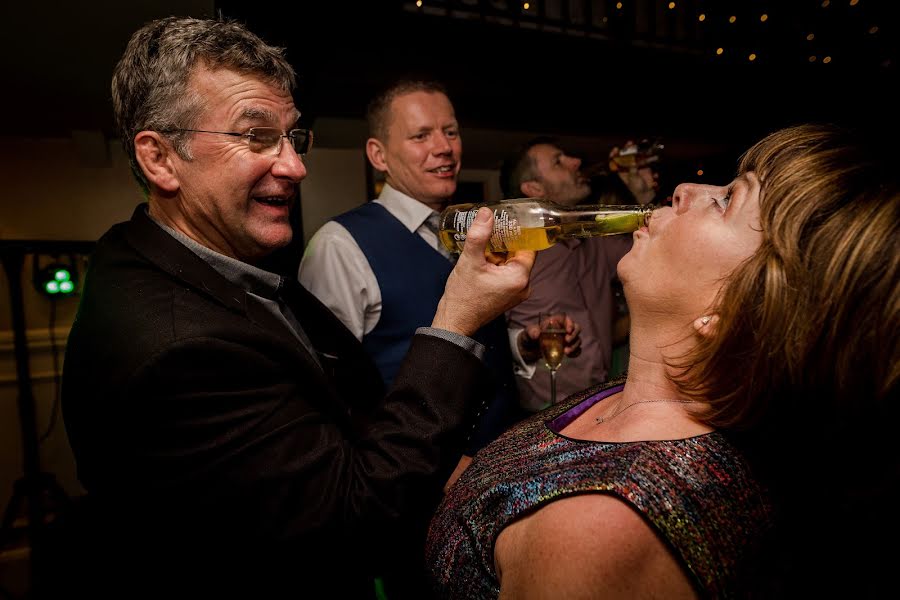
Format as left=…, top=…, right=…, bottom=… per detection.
left=539, top=313, right=567, bottom=406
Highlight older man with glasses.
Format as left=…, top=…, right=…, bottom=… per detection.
left=57, top=17, right=534, bottom=599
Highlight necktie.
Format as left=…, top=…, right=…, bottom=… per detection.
left=424, top=213, right=456, bottom=263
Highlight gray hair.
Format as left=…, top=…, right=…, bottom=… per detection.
left=112, top=17, right=297, bottom=192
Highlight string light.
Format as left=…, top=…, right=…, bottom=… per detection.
left=402, top=0, right=890, bottom=74
left=696, top=169, right=704, bottom=177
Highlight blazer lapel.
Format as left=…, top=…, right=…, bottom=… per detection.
left=281, top=280, right=386, bottom=421
left=121, top=205, right=390, bottom=427
left=122, top=204, right=327, bottom=380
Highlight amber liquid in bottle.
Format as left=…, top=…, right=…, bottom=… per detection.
left=608, top=139, right=664, bottom=172
left=439, top=199, right=653, bottom=253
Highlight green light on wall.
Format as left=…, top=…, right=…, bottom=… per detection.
left=35, top=263, right=77, bottom=298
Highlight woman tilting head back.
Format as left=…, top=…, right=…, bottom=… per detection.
left=670, top=124, right=898, bottom=595
left=674, top=123, right=898, bottom=426
left=691, top=124, right=898, bottom=596
left=426, top=123, right=898, bottom=599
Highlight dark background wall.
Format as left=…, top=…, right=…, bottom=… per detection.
left=3, top=0, right=895, bottom=183
left=217, top=0, right=898, bottom=179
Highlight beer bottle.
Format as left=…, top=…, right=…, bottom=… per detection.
left=608, top=139, right=664, bottom=172
left=438, top=198, right=654, bottom=253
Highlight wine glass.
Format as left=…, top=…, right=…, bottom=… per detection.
left=539, top=312, right=567, bottom=406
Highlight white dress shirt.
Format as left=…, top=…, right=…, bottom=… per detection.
left=298, top=183, right=529, bottom=369
left=299, top=184, right=446, bottom=340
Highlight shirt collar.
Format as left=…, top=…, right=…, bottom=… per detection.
left=147, top=208, right=284, bottom=299
left=376, top=183, right=441, bottom=232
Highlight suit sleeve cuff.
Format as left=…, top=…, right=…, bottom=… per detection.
left=415, top=327, right=486, bottom=361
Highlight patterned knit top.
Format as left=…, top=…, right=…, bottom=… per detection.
left=426, top=383, right=774, bottom=599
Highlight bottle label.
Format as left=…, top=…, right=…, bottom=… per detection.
left=450, top=210, right=477, bottom=244
left=450, top=208, right=520, bottom=250
left=491, top=208, right=520, bottom=250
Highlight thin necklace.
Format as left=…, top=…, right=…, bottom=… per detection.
left=594, top=398, right=698, bottom=424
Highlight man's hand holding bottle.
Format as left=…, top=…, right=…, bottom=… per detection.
left=432, top=208, right=535, bottom=337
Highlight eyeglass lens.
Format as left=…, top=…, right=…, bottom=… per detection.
left=247, top=128, right=311, bottom=155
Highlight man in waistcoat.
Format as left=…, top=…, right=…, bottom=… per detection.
left=299, top=80, right=579, bottom=597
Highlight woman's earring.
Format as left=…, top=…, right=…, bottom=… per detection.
left=694, top=314, right=717, bottom=336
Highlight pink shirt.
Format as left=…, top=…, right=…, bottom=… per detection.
left=506, top=235, right=632, bottom=411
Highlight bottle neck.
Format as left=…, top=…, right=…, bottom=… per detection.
left=551, top=203, right=653, bottom=239
left=552, top=203, right=653, bottom=220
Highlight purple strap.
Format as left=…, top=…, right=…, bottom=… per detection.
left=547, top=384, right=623, bottom=432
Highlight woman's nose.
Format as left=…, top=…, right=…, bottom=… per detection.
left=671, top=183, right=718, bottom=214
left=671, top=183, right=694, bottom=214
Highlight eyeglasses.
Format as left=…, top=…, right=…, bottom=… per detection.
left=163, top=127, right=313, bottom=156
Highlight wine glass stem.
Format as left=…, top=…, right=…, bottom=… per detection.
left=550, top=370, right=557, bottom=405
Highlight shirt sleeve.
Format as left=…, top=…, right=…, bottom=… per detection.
left=507, top=325, right=537, bottom=379
left=298, top=221, right=381, bottom=341
left=506, top=247, right=572, bottom=381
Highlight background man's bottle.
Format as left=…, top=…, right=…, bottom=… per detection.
left=608, top=139, right=664, bottom=172
left=439, top=199, right=654, bottom=253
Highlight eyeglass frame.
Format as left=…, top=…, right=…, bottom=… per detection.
left=158, top=127, right=313, bottom=156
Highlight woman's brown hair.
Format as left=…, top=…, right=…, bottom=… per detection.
left=673, top=124, right=899, bottom=432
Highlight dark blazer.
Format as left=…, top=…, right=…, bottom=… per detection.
left=59, top=205, right=489, bottom=597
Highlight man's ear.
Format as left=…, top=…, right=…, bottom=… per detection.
left=520, top=180, right=544, bottom=199
left=134, top=131, right=180, bottom=194
left=366, top=138, right=388, bottom=173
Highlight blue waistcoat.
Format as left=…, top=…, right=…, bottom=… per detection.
left=334, top=202, right=522, bottom=452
